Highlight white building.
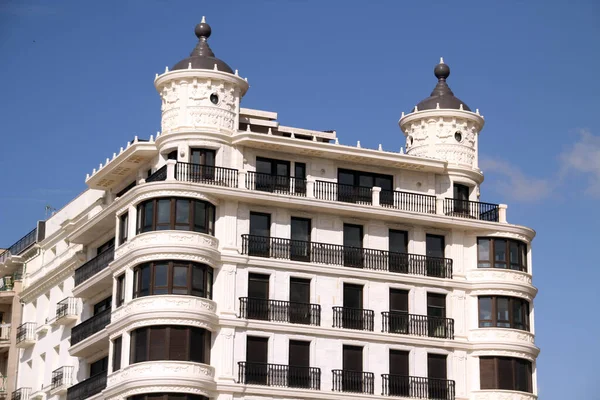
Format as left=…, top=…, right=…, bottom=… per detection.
left=10, top=18, right=538, bottom=400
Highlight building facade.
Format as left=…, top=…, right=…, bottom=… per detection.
left=8, top=18, right=538, bottom=400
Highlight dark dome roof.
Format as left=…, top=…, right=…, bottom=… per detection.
left=172, top=19, right=234, bottom=74
left=413, top=59, right=471, bottom=112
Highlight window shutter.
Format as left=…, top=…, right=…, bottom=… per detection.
left=497, top=357, right=513, bottom=389
left=189, top=328, right=207, bottom=363
left=112, top=336, right=122, bottom=371
left=133, top=328, right=148, bottom=363
left=169, top=326, right=188, bottom=361
left=479, top=357, right=496, bottom=389
left=149, top=326, right=167, bottom=361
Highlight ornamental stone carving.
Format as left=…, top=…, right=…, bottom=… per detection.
left=467, top=269, right=533, bottom=285
left=470, top=328, right=535, bottom=345
left=471, top=289, right=534, bottom=302
left=111, top=295, right=217, bottom=325
left=472, top=350, right=536, bottom=362
left=114, top=231, right=219, bottom=259
left=471, top=390, right=538, bottom=400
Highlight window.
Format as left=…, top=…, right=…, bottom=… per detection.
left=427, top=354, right=449, bottom=399
left=480, top=356, right=532, bottom=393
left=290, top=278, right=311, bottom=324
left=426, top=234, right=446, bottom=278
left=116, top=181, right=136, bottom=198
left=427, top=293, right=448, bottom=338
left=94, top=297, right=112, bottom=315
left=247, top=273, right=269, bottom=320
left=116, top=274, right=125, bottom=307
left=119, top=213, right=129, bottom=244
left=478, top=296, right=530, bottom=331
left=190, top=148, right=215, bottom=166
left=255, top=157, right=291, bottom=192
left=97, top=238, right=115, bottom=255
left=112, top=336, right=122, bottom=372
left=130, top=326, right=210, bottom=364
left=338, top=168, right=393, bottom=204
left=291, top=217, right=311, bottom=261
left=248, top=212, right=271, bottom=257
left=90, top=356, right=108, bottom=377
left=389, top=230, right=409, bottom=273
left=342, top=345, right=363, bottom=392
left=136, top=198, right=215, bottom=235
left=478, top=238, right=527, bottom=272
left=343, top=224, right=363, bottom=268
left=289, top=340, right=311, bottom=388
left=389, top=350, right=410, bottom=397
left=245, top=336, right=269, bottom=384
left=133, top=261, right=213, bottom=299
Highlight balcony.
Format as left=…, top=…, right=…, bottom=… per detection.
left=381, top=190, right=437, bottom=214
left=74, top=246, right=114, bottom=286
left=66, top=372, right=107, bottom=400
left=239, top=298, right=321, bottom=326
left=51, top=366, right=74, bottom=395
left=0, top=324, right=10, bottom=342
left=238, top=362, right=321, bottom=390
left=54, top=298, right=79, bottom=325
left=71, top=308, right=111, bottom=346
left=382, top=312, right=455, bottom=340
left=11, top=388, right=31, bottom=400
left=246, top=172, right=306, bottom=196
left=314, top=181, right=373, bottom=204
left=382, top=374, right=456, bottom=400
left=0, top=225, right=43, bottom=265
left=332, top=370, right=374, bottom=394
left=332, top=307, right=374, bottom=331
left=241, top=235, right=453, bottom=279
left=443, top=198, right=499, bottom=222
left=0, top=376, right=6, bottom=397
left=16, top=322, right=36, bottom=348
left=176, top=162, right=238, bottom=187
left=146, top=165, right=167, bottom=182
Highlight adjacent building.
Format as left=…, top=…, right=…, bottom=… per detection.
left=7, top=18, right=538, bottom=400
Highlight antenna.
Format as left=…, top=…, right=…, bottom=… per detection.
left=45, top=205, right=57, bottom=218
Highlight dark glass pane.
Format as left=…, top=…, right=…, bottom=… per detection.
left=343, top=224, right=363, bottom=248
left=248, top=273, right=269, bottom=299
left=192, top=265, right=205, bottom=295
left=206, top=269, right=213, bottom=299
left=193, top=201, right=206, bottom=232
left=176, top=200, right=190, bottom=225
left=276, top=161, right=290, bottom=176
left=389, top=289, right=408, bottom=312
left=256, top=158, right=272, bottom=174
left=343, top=345, right=363, bottom=371
left=495, top=239, right=507, bottom=268
left=290, top=278, right=310, bottom=304
left=479, top=297, right=493, bottom=327
left=426, top=235, right=445, bottom=258
left=496, top=298, right=510, bottom=327
left=190, top=328, right=208, bottom=363
left=289, top=340, right=310, bottom=367
left=246, top=336, right=268, bottom=363
left=427, top=354, right=447, bottom=379
left=338, top=170, right=355, bottom=186
left=143, top=202, right=154, bottom=231
left=173, top=265, right=188, bottom=287
left=497, top=357, right=513, bottom=389
left=295, top=163, right=306, bottom=179
left=359, top=175, right=373, bottom=188
left=479, top=357, right=496, bottom=389
left=509, top=241, right=519, bottom=264
left=343, top=284, right=363, bottom=309
left=515, top=359, right=532, bottom=392
left=374, top=176, right=393, bottom=191
left=133, top=329, right=148, bottom=363
left=454, top=184, right=469, bottom=201
left=112, top=336, right=122, bottom=371
left=157, top=199, right=170, bottom=224
left=389, top=350, right=409, bottom=376
left=478, top=238, right=490, bottom=268
left=120, top=214, right=128, bottom=242
left=154, top=263, right=168, bottom=287
left=291, top=218, right=311, bottom=242
left=140, top=266, right=150, bottom=297
left=389, top=230, right=408, bottom=254
left=250, top=213, right=271, bottom=237
left=427, top=293, right=446, bottom=318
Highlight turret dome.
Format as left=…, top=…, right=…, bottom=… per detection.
left=413, top=58, right=471, bottom=112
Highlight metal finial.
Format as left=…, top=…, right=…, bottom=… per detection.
left=201, top=16, right=206, bottom=23
left=440, top=57, right=444, bottom=64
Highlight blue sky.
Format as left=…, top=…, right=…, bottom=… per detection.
left=1, top=0, right=598, bottom=397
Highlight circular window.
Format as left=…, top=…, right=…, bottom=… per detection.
left=454, top=131, right=463, bottom=142
left=210, top=93, right=219, bottom=105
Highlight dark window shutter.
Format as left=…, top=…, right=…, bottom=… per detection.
left=515, top=359, right=532, bottom=393
left=112, top=336, right=122, bottom=372
left=169, top=326, right=189, bottom=361
left=479, top=357, right=496, bottom=389
left=133, top=328, right=148, bottom=363
left=190, top=328, right=208, bottom=363
left=497, top=357, right=513, bottom=389
left=389, top=350, right=409, bottom=376
left=149, top=326, right=167, bottom=361
left=246, top=336, right=268, bottom=364
left=427, top=354, right=447, bottom=380
left=342, top=345, right=363, bottom=372
left=289, top=340, right=310, bottom=367
left=390, top=289, right=409, bottom=312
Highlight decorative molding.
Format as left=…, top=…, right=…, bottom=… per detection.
left=471, top=390, right=537, bottom=400
left=470, top=328, right=535, bottom=345
left=471, top=288, right=534, bottom=302
left=471, top=349, right=537, bottom=362
left=114, top=231, right=219, bottom=259
left=467, top=269, right=533, bottom=285
left=111, top=295, right=216, bottom=326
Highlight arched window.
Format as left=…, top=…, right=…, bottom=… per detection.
left=133, top=261, right=213, bottom=299
left=137, top=198, right=215, bottom=235
left=130, top=326, right=210, bottom=365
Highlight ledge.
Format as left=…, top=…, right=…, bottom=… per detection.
left=469, top=328, right=535, bottom=346
left=471, top=390, right=537, bottom=400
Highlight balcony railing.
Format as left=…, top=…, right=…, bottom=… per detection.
left=0, top=227, right=39, bottom=264
left=16, top=322, right=35, bottom=344
left=56, top=298, right=78, bottom=321
left=314, top=181, right=373, bottom=204
left=74, top=246, right=114, bottom=286
left=70, top=308, right=111, bottom=345
left=176, top=162, right=238, bottom=187
left=381, top=312, right=455, bottom=339
left=382, top=374, right=456, bottom=400
left=241, top=235, right=453, bottom=279
left=381, top=190, right=437, bottom=214
left=238, top=362, right=321, bottom=390
left=443, top=198, right=499, bottom=222
left=11, top=387, right=31, bottom=400
left=51, top=366, right=74, bottom=390
left=239, top=298, right=321, bottom=326
left=66, top=372, right=107, bottom=400
left=333, top=306, right=374, bottom=331
left=246, top=172, right=307, bottom=196
left=332, top=370, right=374, bottom=394
left=146, top=165, right=167, bottom=182
left=0, top=324, right=10, bottom=341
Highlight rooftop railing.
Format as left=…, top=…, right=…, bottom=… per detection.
left=146, top=165, right=167, bottom=182
left=381, top=312, right=455, bottom=339
left=11, top=387, right=31, bottom=400
left=381, top=190, right=437, bottom=214
left=241, top=235, right=453, bottom=279
left=246, top=172, right=306, bottom=196
left=314, top=181, right=373, bottom=204
left=176, top=162, right=238, bottom=187
left=238, top=362, right=321, bottom=390
left=239, top=297, right=321, bottom=326
left=74, top=246, right=114, bottom=286
left=443, top=198, right=499, bottom=222
left=0, top=224, right=43, bottom=264
left=382, top=374, right=456, bottom=400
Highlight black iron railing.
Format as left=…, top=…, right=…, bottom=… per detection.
left=11, top=387, right=31, bottom=400
left=381, top=190, right=437, bottom=214
left=176, top=162, right=238, bottom=187
left=71, top=308, right=111, bottom=345
left=241, top=235, right=453, bottom=279
left=51, top=366, right=73, bottom=390
left=314, top=181, right=373, bottom=204
left=239, top=298, right=321, bottom=326
left=238, top=362, right=321, bottom=390
left=333, top=307, right=374, bottom=331
left=332, top=370, right=374, bottom=394
left=0, top=227, right=39, bottom=264
left=66, top=371, right=107, bottom=400
left=381, top=312, right=454, bottom=339
left=16, top=322, right=35, bottom=344
left=56, top=298, right=78, bottom=321
left=443, top=198, right=499, bottom=222
left=74, top=246, right=114, bottom=286
left=246, top=172, right=307, bottom=196
left=146, top=165, right=167, bottom=182
left=382, top=374, right=456, bottom=399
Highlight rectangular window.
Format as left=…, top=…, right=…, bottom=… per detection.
left=249, top=212, right=271, bottom=257
left=172, top=264, right=189, bottom=295
left=94, top=297, right=112, bottom=315
left=190, top=148, right=216, bottom=166
left=246, top=336, right=268, bottom=385
left=343, top=345, right=363, bottom=372
left=477, top=238, right=490, bottom=268
left=343, top=224, right=363, bottom=268
left=189, top=327, right=208, bottom=363
left=156, top=199, right=171, bottom=230
left=289, top=340, right=310, bottom=367
left=478, top=296, right=530, bottom=331
left=153, top=262, right=169, bottom=295
left=389, top=230, right=409, bottom=273
left=478, top=297, right=493, bottom=327
left=132, top=328, right=148, bottom=363
left=389, top=350, right=410, bottom=397
left=248, top=273, right=269, bottom=320
left=192, top=264, right=205, bottom=298
left=291, top=217, right=311, bottom=261
left=116, top=274, right=125, bottom=308
left=175, top=199, right=190, bottom=230
left=478, top=238, right=527, bottom=272
left=142, top=201, right=154, bottom=233
left=119, top=213, right=129, bottom=244
left=427, top=353, right=448, bottom=398
left=290, top=278, right=311, bottom=324
left=97, top=238, right=115, bottom=255
left=112, top=337, right=122, bottom=372
left=90, top=356, right=108, bottom=376
left=343, top=283, right=363, bottom=309
left=427, top=293, right=447, bottom=338
left=389, top=289, right=408, bottom=312
left=426, top=234, right=446, bottom=277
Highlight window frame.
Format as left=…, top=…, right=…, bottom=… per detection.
left=116, top=274, right=125, bottom=308
left=129, top=325, right=211, bottom=365
left=136, top=198, right=215, bottom=235
left=479, top=356, right=533, bottom=393
left=133, top=261, right=213, bottom=299
left=477, top=237, right=528, bottom=272
left=478, top=296, right=530, bottom=331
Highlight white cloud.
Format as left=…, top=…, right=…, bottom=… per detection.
left=559, top=130, right=600, bottom=197
left=480, top=158, right=553, bottom=203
